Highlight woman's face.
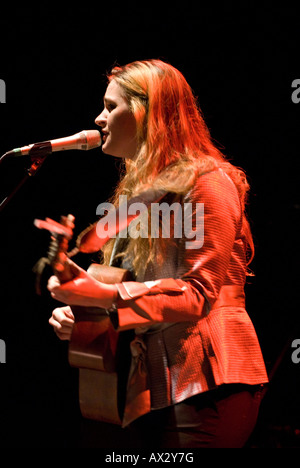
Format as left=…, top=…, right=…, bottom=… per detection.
left=95, top=80, right=138, bottom=159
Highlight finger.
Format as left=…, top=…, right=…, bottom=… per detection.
left=49, top=315, right=73, bottom=341
left=55, top=329, right=72, bottom=341
left=61, top=305, right=75, bottom=320
left=48, top=315, right=73, bottom=333
left=47, top=275, right=61, bottom=291
left=51, top=307, right=75, bottom=325
left=66, top=258, right=86, bottom=277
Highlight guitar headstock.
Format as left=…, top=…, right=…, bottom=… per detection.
left=34, top=214, right=75, bottom=284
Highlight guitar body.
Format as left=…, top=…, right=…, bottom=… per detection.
left=34, top=214, right=132, bottom=426
left=68, top=264, right=131, bottom=425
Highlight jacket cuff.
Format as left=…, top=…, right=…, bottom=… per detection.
left=116, top=278, right=188, bottom=305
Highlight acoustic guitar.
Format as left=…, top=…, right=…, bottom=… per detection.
left=34, top=214, right=131, bottom=425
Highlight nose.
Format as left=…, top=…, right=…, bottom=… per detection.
left=95, top=109, right=107, bottom=128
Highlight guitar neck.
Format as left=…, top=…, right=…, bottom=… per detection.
left=47, top=214, right=75, bottom=284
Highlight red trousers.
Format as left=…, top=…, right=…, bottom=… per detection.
left=129, top=384, right=264, bottom=448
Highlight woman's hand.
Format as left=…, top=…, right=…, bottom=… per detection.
left=49, top=305, right=75, bottom=341
left=47, top=259, right=118, bottom=309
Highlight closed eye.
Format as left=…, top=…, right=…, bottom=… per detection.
left=104, top=98, right=117, bottom=112
left=107, top=104, right=116, bottom=112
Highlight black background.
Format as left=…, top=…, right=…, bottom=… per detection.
left=0, top=3, right=299, bottom=448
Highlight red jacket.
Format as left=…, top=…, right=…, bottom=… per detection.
left=112, top=168, right=268, bottom=426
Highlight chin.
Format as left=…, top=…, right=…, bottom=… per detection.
left=101, top=144, right=111, bottom=155
left=102, top=144, right=134, bottom=160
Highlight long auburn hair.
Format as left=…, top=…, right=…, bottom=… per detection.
left=101, top=59, right=254, bottom=275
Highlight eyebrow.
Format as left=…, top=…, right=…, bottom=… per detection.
left=103, top=96, right=117, bottom=105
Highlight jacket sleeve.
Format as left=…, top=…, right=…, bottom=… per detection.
left=113, top=169, right=243, bottom=331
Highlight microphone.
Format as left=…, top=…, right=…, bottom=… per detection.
left=5, top=130, right=102, bottom=158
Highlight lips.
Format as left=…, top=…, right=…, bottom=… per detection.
left=101, top=130, right=108, bottom=143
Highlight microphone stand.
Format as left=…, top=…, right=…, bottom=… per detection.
left=0, top=144, right=52, bottom=213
